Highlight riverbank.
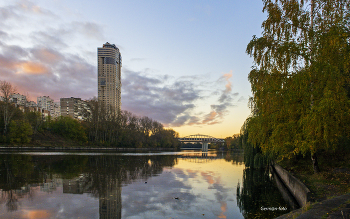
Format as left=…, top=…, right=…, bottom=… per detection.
left=276, top=193, right=350, bottom=219
left=275, top=151, right=350, bottom=218
left=0, top=146, right=178, bottom=151
left=0, top=131, right=180, bottom=151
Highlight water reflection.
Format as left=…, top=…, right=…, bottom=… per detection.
left=0, top=154, right=178, bottom=218
left=236, top=168, right=291, bottom=218
left=0, top=151, right=290, bottom=218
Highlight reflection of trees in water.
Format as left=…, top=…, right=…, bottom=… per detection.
left=224, top=152, right=244, bottom=165
left=86, top=155, right=178, bottom=197
left=0, top=155, right=37, bottom=212
left=236, top=168, right=289, bottom=219
left=0, top=154, right=178, bottom=214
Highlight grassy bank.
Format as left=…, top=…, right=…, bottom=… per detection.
left=278, top=151, right=350, bottom=202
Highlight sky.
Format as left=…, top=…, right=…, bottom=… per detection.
left=0, top=0, right=266, bottom=138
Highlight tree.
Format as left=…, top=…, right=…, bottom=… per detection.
left=225, top=137, right=233, bottom=150
left=25, top=111, right=43, bottom=133
left=8, top=120, right=33, bottom=144
left=50, top=116, right=87, bottom=143
left=246, top=0, right=350, bottom=172
left=0, top=81, right=16, bottom=135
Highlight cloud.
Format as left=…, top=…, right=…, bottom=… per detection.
left=130, top=58, right=146, bottom=62
left=18, top=61, right=49, bottom=74
left=18, top=0, right=55, bottom=16
left=0, top=30, right=9, bottom=39
left=198, top=71, right=238, bottom=125
left=29, top=31, right=68, bottom=49
left=31, top=47, right=63, bottom=64
left=202, top=111, right=218, bottom=125
left=0, top=41, right=96, bottom=101
left=121, top=69, right=202, bottom=123
left=0, top=1, right=103, bottom=101
left=71, top=21, right=104, bottom=40
left=223, top=71, right=232, bottom=93
left=0, top=4, right=19, bottom=23
left=121, top=69, right=240, bottom=127
left=0, top=1, right=104, bottom=47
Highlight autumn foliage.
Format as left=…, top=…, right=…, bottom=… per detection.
left=243, top=0, right=350, bottom=172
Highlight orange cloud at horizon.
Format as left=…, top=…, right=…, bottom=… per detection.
left=18, top=61, right=48, bottom=74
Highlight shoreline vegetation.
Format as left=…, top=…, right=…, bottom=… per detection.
left=0, top=113, right=181, bottom=150
left=0, top=81, right=181, bottom=150
left=239, top=0, right=350, bottom=216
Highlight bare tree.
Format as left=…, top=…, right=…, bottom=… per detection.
left=0, top=80, right=16, bottom=135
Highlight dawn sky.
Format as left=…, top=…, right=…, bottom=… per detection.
left=0, top=0, right=266, bottom=138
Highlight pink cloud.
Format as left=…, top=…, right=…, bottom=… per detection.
left=17, top=61, right=48, bottom=74
left=223, top=70, right=232, bottom=93
left=32, top=48, right=63, bottom=64
left=202, top=111, right=217, bottom=124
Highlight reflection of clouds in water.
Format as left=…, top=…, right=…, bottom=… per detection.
left=121, top=163, right=235, bottom=219
left=122, top=172, right=197, bottom=218
left=185, top=169, right=198, bottom=178
left=201, top=171, right=216, bottom=185
left=199, top=170, right=230, bottom=219
left=218, top=202, right=228, bottom=219
left=0, top=187, right=99, bottom=219
left=0, top=156, right=244, bottom=219
left=21, top=210, right=51, bottom=219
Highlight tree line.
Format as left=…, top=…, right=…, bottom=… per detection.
left=242, top=0, right=350, bottom=172
left=0, top=81, right=180, bottom=149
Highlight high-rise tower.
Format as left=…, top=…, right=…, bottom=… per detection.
left=98, top=42, right=122, bottom=113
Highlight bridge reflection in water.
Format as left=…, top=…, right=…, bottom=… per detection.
left=178, top=153, right=221, bottom=163
left=178, top=134, right=225, bottom=152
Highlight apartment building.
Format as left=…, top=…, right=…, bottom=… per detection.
left=60, top=97, right=90, bottom=120
left=37, top=96, right=54, bottom=111
left=97, top=42, right=122, bottom=113
left=10, top=93, right=27, bottom=106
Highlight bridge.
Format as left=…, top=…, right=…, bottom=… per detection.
left=178, top=134, right=225, bottom=152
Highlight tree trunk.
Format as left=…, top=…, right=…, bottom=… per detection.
left=311, top=152, right=320, bottom=173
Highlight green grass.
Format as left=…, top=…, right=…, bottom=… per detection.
left=278, top=150, right=350, bottom=202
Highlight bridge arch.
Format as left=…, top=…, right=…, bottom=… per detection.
left=178, top=134, right=225, bottom=152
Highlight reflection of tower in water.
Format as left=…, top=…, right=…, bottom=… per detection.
left=63, top=175, right=122, bottom=219
left=99, top=179, right=122, bottom=219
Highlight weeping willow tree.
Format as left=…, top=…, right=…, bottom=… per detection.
left=246, top=0, right=350, bottom=173
left=240, top=118, right=270, bottom=169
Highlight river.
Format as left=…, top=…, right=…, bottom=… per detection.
left=0, top=150, right=294, bottom=218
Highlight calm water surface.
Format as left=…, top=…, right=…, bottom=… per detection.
left=0, top=150, right=292, bottom=218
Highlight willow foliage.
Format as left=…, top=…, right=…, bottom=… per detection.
left=246, top=0, right=350, bottom=162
